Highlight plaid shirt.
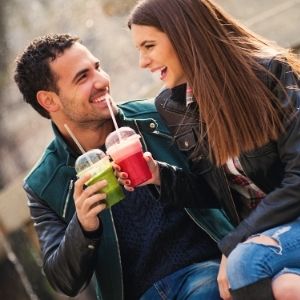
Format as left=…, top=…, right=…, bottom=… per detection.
left=186, top=84, right=194, bottom=106
left=224, top=157, right=265, bottom=218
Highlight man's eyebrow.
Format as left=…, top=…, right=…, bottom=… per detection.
left=71, top=61, right=100, bottom=84
left=71, top=68, right=88, bottom=84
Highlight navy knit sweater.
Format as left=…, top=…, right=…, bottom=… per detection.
left=112, top=186, right=220, bottom=300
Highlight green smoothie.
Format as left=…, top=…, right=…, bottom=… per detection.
left=75, top=150, right=125, bottom=208
left=85, top=164, right=124, bottom=207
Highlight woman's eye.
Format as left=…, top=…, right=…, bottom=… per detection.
left=145, top=44, right=154, bottom=50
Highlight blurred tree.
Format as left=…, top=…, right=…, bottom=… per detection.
left=102, top=0, right=137, bottom=16
left=0, top=0, right=9, bottom=189
left=0, top=0, right=30, bottom=190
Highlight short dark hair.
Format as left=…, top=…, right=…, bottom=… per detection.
left=14, top=33, right=80, bottom=119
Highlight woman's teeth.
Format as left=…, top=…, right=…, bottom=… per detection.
left=160, top=66, right=167, bottom=80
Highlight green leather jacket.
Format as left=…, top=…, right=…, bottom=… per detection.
left=24, top=99, right=234, bottom=300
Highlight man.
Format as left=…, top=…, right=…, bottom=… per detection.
left=14, top=33, right=233, bottom=300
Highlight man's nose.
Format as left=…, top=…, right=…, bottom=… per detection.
left=94, top=71, right=110, bottom=89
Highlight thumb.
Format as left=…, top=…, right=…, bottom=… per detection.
left=143, top=152, right=160, bottom=185
left=143, top=151, right=156, bottom=169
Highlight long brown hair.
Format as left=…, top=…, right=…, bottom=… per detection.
left=128, top=0, right=300, bottom=165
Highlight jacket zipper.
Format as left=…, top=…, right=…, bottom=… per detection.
left=63, top=179, right=73, bottom=219
left=108, top=209, right=124, bottom=300
left=184, top=208, right=218, bottom=242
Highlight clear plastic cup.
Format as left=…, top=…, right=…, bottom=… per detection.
left=105, top=127, right=152, bottom=187
left=75, top=149, right=124, bottom=207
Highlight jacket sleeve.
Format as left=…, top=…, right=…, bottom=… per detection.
left=24, top=183, right=102, bottom=297
left=158, top=161, right=220, bottom=208
left=218, top=59, right=300, bottom=256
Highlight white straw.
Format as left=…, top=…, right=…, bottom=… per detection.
left=106, top=98, right=122, bottom=142
left=64, top=124, right=93, bottom=166
left=64, top=124, right=86, bottom=153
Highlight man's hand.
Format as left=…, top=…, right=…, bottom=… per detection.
left=217, top=255, right=232, bottom=300
left=113, top=151, right=160, bottom=191
left=73, top=173, right=107, bottom=232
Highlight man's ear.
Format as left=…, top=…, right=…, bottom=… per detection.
left=36, top=90, right=60, bottom=113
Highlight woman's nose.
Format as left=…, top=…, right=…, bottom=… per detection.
left=139, top=52, right=151, bottom=69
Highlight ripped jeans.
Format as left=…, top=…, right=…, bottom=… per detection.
left=227, top=218, right=300, bottom=290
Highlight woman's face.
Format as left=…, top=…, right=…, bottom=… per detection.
left=131, top=24, right=186, bottom=88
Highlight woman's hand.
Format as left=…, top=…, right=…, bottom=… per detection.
left=217, top=254, right=232, bottom=300
left=113, top=151, right=161, bottom=191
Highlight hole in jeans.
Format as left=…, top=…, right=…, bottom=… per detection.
left=245, top=234, right=279, bottom=247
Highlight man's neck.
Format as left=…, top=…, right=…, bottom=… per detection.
left=57, top=119, right=114, bottom=153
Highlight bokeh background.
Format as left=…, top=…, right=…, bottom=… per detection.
left=0, top=0, right=299, bottom=299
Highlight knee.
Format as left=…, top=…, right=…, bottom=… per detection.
left=272, top=274, right=300, bottom=300
left=227, top=235, right=279, bottom=275
left=227, top=243, right=256, bottom=276
left=227, top=239, right=274, bottom=286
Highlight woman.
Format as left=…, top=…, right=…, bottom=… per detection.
left=123, top=0, right=300, bottom=299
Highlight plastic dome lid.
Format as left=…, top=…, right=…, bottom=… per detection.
left=75, top=149, right=106, bottom=173
left=105, top=127, right=137, bottom=149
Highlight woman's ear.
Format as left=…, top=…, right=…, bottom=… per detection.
left=36, top=90, right=60, bottom=113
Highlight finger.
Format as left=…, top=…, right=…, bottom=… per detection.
left=218, top=282, right=231, bottom=300
left=221, top=288, right=231, bottom=300
left=88, top=202, right=107, bottom=216
left=76, top=179, right=108, bottom=206
left=143, top=152, right=157, bottom=172
left=84, top=179, right=108, bottom=195
left=111, top=162, right=121, bottom=172
left=74, top=173, right=91, bottom=199
left=118, top=177, right=131, bottom=185
left=143, top=151, right=154, bottom=164
left=119, top=171, right=129, bottom=179
left=116, top=171, right=129, bottom=180
left=87, top=196, right=107, bottom=212
left=80, top=192, right=107, bottom=212
left=143, top=151, right=152, bottom=159
left=124, top=185, right=134, bottom=192
left=77, top=200, right=106, bottom=232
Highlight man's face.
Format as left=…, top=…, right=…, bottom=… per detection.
left=50, top=42, right=117, bottom=127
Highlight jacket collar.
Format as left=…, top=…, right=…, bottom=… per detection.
left=170, top=83, right=187, bottom=104
left=51, top=108, right=158, bottom=167
left=117, top=107, right=158, bottom=133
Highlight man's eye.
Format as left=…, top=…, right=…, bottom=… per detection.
left=78, top=74, right=87, bottom=82
left=95, top=62, right=101, bottom=71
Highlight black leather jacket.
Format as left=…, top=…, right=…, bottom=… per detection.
left=155, top=57, right=300, bottom=256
